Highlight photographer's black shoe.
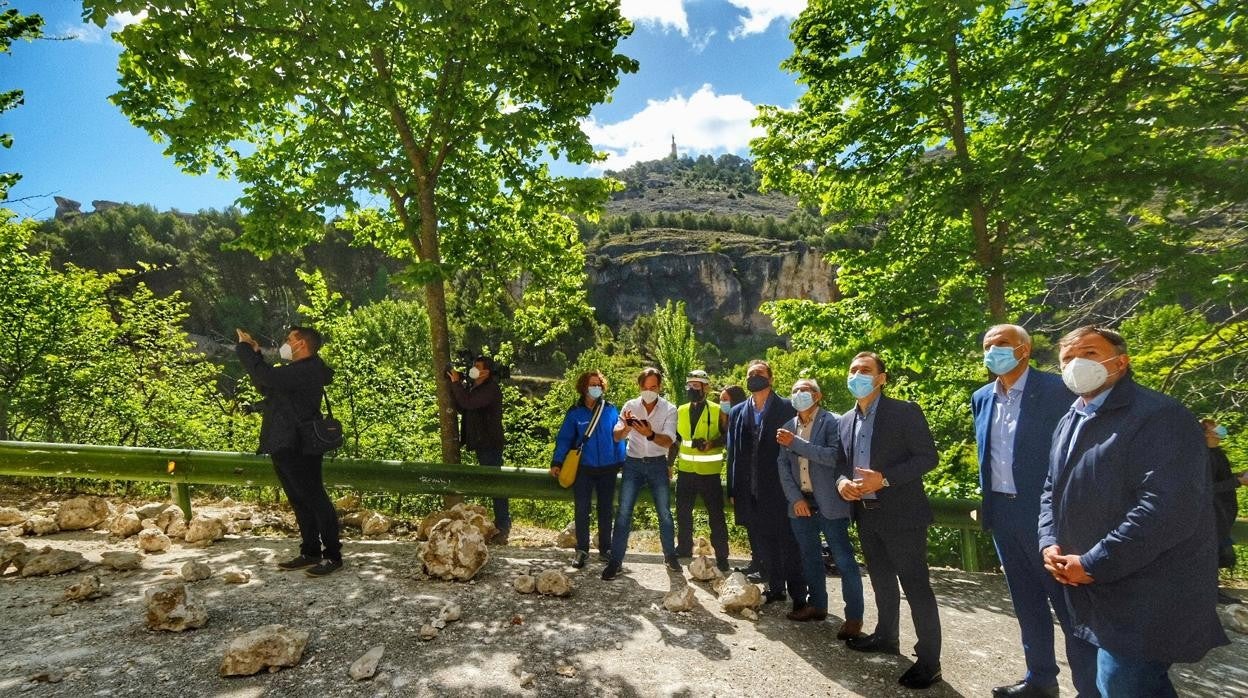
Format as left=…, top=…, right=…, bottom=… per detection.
left=277, top=555, right=320, bottom=571
left=665, top=554, right=682, bottom=572
left=305, top=559, right=343, bottom=577
left=601, top=561, right=622, bottom=580
left=572, top=550, right=589, bottom=569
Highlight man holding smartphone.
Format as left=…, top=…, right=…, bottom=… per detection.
left=603, top=367, right=680, bottom=580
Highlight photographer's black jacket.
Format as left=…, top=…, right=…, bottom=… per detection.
left=449, top=377, right=504, bottom=451
left=236, top=343, right=334, bottom=454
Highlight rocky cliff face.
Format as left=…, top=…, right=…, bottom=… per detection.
left=586, top=228, right=838, bottom=335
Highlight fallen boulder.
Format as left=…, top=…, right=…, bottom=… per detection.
left=184, top=515, right=226, bottom=545
left=138, top=528, right=171, bottom=553
left=180, top=560, right=212, bottom=582
left=144, top=580, right=208, bottom=632
left=25, top=514, right=59, bottom=536
left=361, top=512, right=392, bottom=536
left=0, top=540, right=29, bottom=574
left=663, top=584, right=698, bottom=613
left=108, top=512, right=144, bottom=539
left=100, top=551, right=143, bottom=571
left=219, top=624, right=309, bottom=676
left=21, top=547, right=87, bottom=577
left=716, top=571, right=762, bottom=613
left=536, top=569, right=573, bottom=597
left=221, top=567, right=252, bottom=584
left=64, top=573, right=106, bottom=601
left=56, top=496, right=111, bottom=531
left=554, top=522, right=577, bottom=549
left=513, top=574, right=536, bottom=594
left=420, top=518, right=488, bottom=581
left=688, top=556, right=721, bottom=582
left=0, top=506, right=27, bottom=526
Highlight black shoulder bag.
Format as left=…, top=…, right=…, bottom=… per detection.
left=300, top=389, right=344, bottom=455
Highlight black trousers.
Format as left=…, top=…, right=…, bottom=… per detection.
left=753, top=497, right=807, bottom=603
left=572, top=465, right=619, bottom=553
left=273, top=450, right=341, bottom=561
left=674, top=470, right=729, bottom=563
left=859, top=523, right=941, bottom=667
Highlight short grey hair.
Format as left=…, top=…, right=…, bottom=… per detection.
left=988, top=323, right=1031, bottom=346
left=793, top=378, right=821, bottom=394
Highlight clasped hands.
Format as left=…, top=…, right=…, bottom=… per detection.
left=1042, top=545, right=1094, bottom=586
left=836, top=467, right=886, bottom=501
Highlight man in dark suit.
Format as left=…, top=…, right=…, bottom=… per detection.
left=777, top=378, right=864, bottom=638
left=1040, top=326, right=1228, bottom=696
left=973, top=324, right=1090, bottom=698
left=726, top=360, right=804, bottom=609
left=836, top=351, right=942, bottom=690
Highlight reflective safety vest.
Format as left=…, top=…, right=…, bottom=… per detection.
left=676, top=401, right=724, bottom=475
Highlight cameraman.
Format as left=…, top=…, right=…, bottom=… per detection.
left=448, top=355, right=509, bottom=544
left=236, top=326, right=342, bottom=577
left=673, top=370, right=730, bottom=571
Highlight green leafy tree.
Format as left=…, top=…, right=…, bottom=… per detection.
left=84, top=0, right=638, bottom=465
left=652, top=300, right=700, bottom=404
left=754, top=0, right=1248, bottom=353
left=0, top=3, right=42, bottom=199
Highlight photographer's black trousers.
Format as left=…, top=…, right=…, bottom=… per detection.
left=273, top=450, right=342, bottom=561
left=674, top=470, right=729, bottom=564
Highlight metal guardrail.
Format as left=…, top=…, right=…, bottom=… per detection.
left=1, top=441, right=1241, bottom=571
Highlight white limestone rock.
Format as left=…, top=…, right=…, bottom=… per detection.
left=64, top=573, right=106, bottom=601
left=221, top=567, right=251, bottom=584
left=56, top=496, right=111, bottom=531
left=536, top=569, right=573, bottom=597
left=663, top=584, right=698, bottom=613
left=420, top=518, right=488, bottom=581
left=0, top=506, right=28, bottom=526
left=20, top=547, right=87, bottom=577
left=716, top=571, right=762, bottom=613
left=692, top=536, right=714, bottom=557
left=218, top=624, right=309, bottom=676
left=24, top=514, right=59, bottom=536
left=180, top=560, right=212, bottom=582
left=513, top=574, right=536, bottom=594
left=554, top=522, right=577, bottom=549
left=419, top=624, right=438, bottom=641
left=144, top=580, right=208, bottom=632
left=138, top=528, right=171, bottom=553
left=109, top=512, right=144, bottom=539
left=361, top=512, right=393, bottom=536
left=135, top=502, right=170, bottom=520
left=100, top=551, right=143, bottom=571
left=349, top=644, right=385, bottom=681
left=183, top=515, right=226, bottom=546
left=687, top=556, right=721, bottom=582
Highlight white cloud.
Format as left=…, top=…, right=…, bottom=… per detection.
left=59, top=11, right=146, bottom=44
left=725, top=0, right=805, bottom=38
left=620, top=0, right=690, bottom=36
left=581, top=84, right=763, bottom=171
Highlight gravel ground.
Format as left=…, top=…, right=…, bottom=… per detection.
left=1, top=522, right=1246, bottom=697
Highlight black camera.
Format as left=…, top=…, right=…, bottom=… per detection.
left=691, top=438, right=708, bottom=450
left=240, top=399, right=267, bottom=415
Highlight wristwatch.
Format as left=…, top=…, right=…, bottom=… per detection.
left=646, top=433, right=656, bottom=442
left=881, top=477, right=890, bottom=488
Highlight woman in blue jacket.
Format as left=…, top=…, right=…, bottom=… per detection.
left=551, top=370, right=626, bottom=568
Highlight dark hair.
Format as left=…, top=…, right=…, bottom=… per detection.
left=852, top=351, right=886, bottom=374
left=289, top=326, right=323, bottom=353
left=1201, top=418, right=1218, bottom=428
left=721, top=385, right=747, bottom=406
left=575, top=370, right=608, bottom=397
left=1058, top=325, right=1128, bottom=354
left=637, top=367, right=663, bottom=386
left=746, top=359, right=772, bottom=378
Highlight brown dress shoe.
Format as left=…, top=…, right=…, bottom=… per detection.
left=785, top=606, right=828, bottom=622
left=836, top=619, right=864, bottom=640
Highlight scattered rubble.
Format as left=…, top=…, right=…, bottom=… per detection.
left=180, top=560, right=212, bottom=582
left=144, top=580, right=208, bottom=632
left=715, top=571, right=762, bottom=613
left=536, top=569, right=573, bottom=597
left=100, top=551, right=143, bottom=571
left=138, top=527, right=172, bottom=553
left=56, top=496, right=110, bottom=531
left=20, top=547, right=87, bottom=577
left=221, top=567, right=251, bottom=584
left=349, top=644, right=385, bottom=681
left=64, top=573, right=106, bottom=601
left=663, top=584, right=698, bottom=613
left=219, top=624, right=309, bottom=676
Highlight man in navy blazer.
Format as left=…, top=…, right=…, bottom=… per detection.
left=1040, top=326, right=1228, bottom=696
left=726, top=360, right=804, bottom=609
left=972, top=324, right=1089, bottom=698
left=777, top=378, right=865, bottom=638
left=836, top=352, right=943, bottom=690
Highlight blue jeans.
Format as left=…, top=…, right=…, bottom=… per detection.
left=1096, top=648, right=1175, bottom=698
left=475, top=447, right=510, bottom=533
left=610, top=456, right=675, bottom=564
left=790, top=513, right=864, bottom=619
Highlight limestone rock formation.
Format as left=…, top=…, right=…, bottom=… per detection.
left=56, top=496, right=111, bottom=531
left=420, top=518, right=488, bottom=581
left=21, top=547, right=87, bottom=577
left=513, top=574, right=536, bottom=594
left=554, top=523, right=577, bottom=549
left=138, top=528, right=171, bottom=553
left=24, top=514, right=58, bottom=536
left=109, top=511, right=144, bottom=539
left=64, top=573, right=106, bottom=601
left=221, top=567, right=251, bottom=584
left=688, top=556, right=721, bottom=582
left=100, top=551, right=143, bottom=571
left=335, top=493, right=361, bottom=512
left=536, top=569, right=573, bottom=597
left=663, top=584, right=698, bottom=613
left=361, top=512, right=392, bottom=536
left=183, top=515, right=226, bottom=545
left=716, top=571, right=762, bottom=613
left=180, top=560, right=212, bottom=582
left=0, top=540, right=29, bottom=574
left=53, top=196, right=82, bottom=219
left=144, top=581, right=207, bottom=632
left=0, top=507, right=27, bottom=526
left=349, top=645, right=385, bottom=681
left=218, top=625, right=309, bottom=676
left=417, top=503, right=497, bottom=542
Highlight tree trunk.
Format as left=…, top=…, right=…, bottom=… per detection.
left=944, top=33, right=1007, bottom=322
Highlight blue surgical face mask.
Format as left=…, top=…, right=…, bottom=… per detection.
left=847, top=373, right=877, bottom=399
left=719, top=400, right=732, bottom=413
left=587, top=386, right=604, bottom=400
left=790, top=390, right=816, bottom=412
left=983, top=345, right=1020, bottom=376
left=1214, top=425, right=1229, bottom=439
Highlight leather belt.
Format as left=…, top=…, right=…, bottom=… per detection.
left=861, top=500, right=881, bottom=510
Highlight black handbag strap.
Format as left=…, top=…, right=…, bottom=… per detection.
left=320, top=388, right=334, bottom=419
left=575, top=399, right=606, bottom=451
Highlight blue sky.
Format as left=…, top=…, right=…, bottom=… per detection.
left=1, top=1, right=806, bottom=218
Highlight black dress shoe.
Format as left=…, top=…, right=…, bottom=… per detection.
left=898, top=662, right=942, bottom=689
left=572, top=550, right=589, bottom=569
left=665, top=554, right=682, bottom=572
left=601, top=561, right=622, bottom=580
left=745, top=571, right=764, bottom=584
left=763, top=590, right=787, bottom=604
left=845, top=633, right=900, bottom=655
left=993, top=681, right=1059, bottom=697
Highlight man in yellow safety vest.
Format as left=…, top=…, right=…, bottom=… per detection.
left=674, top=369, right=730, bottom=571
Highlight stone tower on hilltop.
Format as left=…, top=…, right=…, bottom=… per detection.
left=670, top=135, right=677, bottom=160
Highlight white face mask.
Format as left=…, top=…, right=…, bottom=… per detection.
left=640, top=389, right=659, bottom=404
left=468, top=367, right=482, bottom=380
left=1062, top=356, right=1117, bottom=394
left=278, top=343, right=294, bottom=361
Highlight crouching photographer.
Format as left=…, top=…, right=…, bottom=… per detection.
left=448, top=353, right=510, bottom=544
